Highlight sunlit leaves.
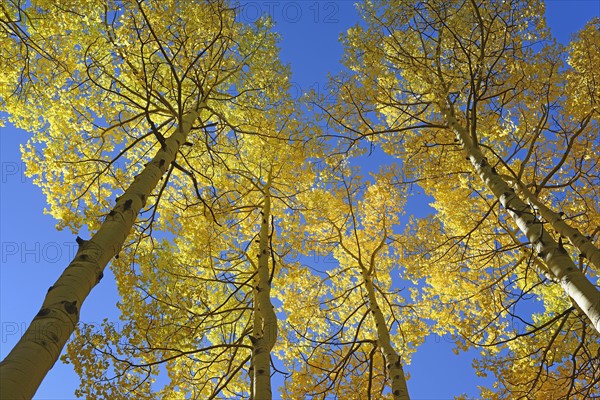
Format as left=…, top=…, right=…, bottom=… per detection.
left=337, top=0, right=600, bottom=397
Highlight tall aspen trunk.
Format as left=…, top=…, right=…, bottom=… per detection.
left=440, top=104, right=600, bottom=334
left=0, top=109, right=201, bottom=399
left=360, top=265, right=410, bottom=400
left=251, top=179, right=277, bottom=400
left=515, top=183, right=600, bottom=272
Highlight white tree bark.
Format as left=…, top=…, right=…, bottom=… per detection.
left=360, top=265, right=410, bottom=400
left=515, top=182, right=600, bottom=272
left=251, top=178, right=277, bottom=400
left=440, top=104, right=600, bottom=334
left=0, top=108, right=201, bottom=399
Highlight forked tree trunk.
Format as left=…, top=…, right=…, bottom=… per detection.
left=515, top=182, right=600, bottom=272
left=440, top=104, right=600, bottom=334
left=360, top=264, right=410, bottom=400
left=0, top=108, right=201, bottom=399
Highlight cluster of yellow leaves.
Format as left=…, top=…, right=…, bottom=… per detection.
left=566, top=18, right=600, bottom=116
left=277, top=165, right=427, bottom=397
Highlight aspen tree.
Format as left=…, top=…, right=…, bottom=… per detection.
left=280, top=165, right=423, bottom=399
left=330, top=0, right=600, bottom=332
left=62, top=92, right=319, bottom=398
left=0, top=1, right=281, bottom=397
left=326, top=0, right=599, bottom=397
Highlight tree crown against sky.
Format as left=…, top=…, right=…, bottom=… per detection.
left=0, top=0, right=599, bottom=399
left=324, top=0, right=599, bottom=397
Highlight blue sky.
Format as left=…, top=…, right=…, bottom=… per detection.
left=1, top=1, right=599, bottom=399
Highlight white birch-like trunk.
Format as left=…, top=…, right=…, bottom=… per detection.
left=0, top=109, right=200, bottom=399
left=251, top=182, right=277, bottom=400
left=361, top=266, right=410, bottom=400
left=515, top=182, right=600, bottom=272
left=440, top=104, right=600, bottom=334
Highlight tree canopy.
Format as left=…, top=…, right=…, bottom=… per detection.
left=1, top=0, right=598, bottom=399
